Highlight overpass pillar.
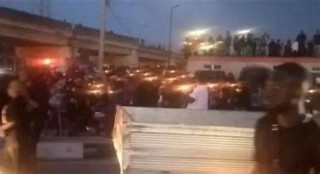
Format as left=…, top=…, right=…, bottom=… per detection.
left=127, top=48, right=138, bottom=66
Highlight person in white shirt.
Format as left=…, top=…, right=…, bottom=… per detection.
left=187, top=76, right=209, bottom=110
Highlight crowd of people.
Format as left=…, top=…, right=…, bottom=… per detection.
left=185, top=30, right=320, bottom=58
left=1, top=62, right=320, bottom=173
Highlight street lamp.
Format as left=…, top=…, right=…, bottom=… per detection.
left=98, top=0, right=108, bottom=76
left=168, top=4, right=180, bottom=67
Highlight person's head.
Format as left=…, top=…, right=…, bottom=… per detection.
left=7, top=80, right=24, bottom=98
left=300, top=30, right=304, bottom=34
left=196, top=75, right=207, bottom=85
left=263, top=62, right=309, bottom=114
left=19, top=70, right=29, bottom=82
left=287, top=40, right=291, bottom=44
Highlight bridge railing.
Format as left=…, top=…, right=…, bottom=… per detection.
left=0, top=7, right=72, bottom=31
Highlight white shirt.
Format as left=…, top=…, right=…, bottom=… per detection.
left=187, top=85, right=209, bottom=110
left=292, top=41, right=299, bottom=51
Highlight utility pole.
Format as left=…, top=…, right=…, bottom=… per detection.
left=98, top=0, right=108, bottom=75
left=168, top=4, right=180, bottom=67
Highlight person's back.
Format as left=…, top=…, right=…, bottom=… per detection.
left=187, top=84, right=209, bottom=110
left=297, top=31, right=307, bottom=44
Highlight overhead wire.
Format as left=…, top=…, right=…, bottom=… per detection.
left=108, top=4, right=135, bottom=37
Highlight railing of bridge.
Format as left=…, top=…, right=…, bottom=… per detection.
left=0, top=6, right=179, bottom=56
left=0, top=7, right=72, bottom=31
left=74, top=25, right=138, bottom=44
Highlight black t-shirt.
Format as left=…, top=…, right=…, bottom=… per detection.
left=255, top=115, right=320, bottom=174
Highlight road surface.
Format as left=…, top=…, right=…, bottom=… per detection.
left=39, top=159, right=119, bottom=174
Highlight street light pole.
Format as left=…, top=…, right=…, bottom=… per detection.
left=98, top=0, right=108, bottom=75
left=168, top=4, right=180, bottom=67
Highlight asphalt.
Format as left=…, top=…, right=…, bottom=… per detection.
left=38, top=159, right=120, bottom=174
left=1, top=137, right=121, bottom=174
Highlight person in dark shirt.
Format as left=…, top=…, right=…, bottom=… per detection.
left=296, top=31, right=307, bottom=56
left=254, top=62, right=320, bottom=174
left=314, top=30, right=320, bottom=45
left=134, top=81, right=159, bottom=107
left=268, top=39, right=277, bottom=57
left=283, top=40, right=292, bottom=57
left=19, top=70, right=49, bottom=150
left=276, top=39, right=282, bottom=56
left=1, top=80, right=33, bottom=174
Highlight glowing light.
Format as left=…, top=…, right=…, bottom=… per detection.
left=207, top=83, right=218, bottom=89
left=43, top=58, right=52, bottom=65
left=308, top=89, right=317, bottom=94
left=105, top=70, right=111, bottom=74
left=229, top=83, right=238, bottom=87
left=144, top=76, right=158, bottom=81
left=165, top=77, right=177, bottom=83
left=176, top=84, right=194, bottom=93
left=94, top=84, right=104, bottom=88
left=186, top=28, right=210, bottom=37
left=88, top=89, right=103, bottom=95
left=143, top=72, right=151, bottom=77
left=198, top=41, right=223, bottom=51
left=180, top=74, right=187, bottom=78
left=235, top=88, right=242, bottom=93
left=129, top=73, right=135, bottom=77
left=236, top=29, right=252, bottom=35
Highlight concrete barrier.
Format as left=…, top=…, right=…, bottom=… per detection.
left=113, top=107, right=263, bottom=174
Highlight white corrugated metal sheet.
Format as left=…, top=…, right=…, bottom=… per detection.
left=113, top=107, right=263, bottom=174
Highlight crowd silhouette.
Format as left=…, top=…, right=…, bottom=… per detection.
left=184, top=30, right=320, bottom=58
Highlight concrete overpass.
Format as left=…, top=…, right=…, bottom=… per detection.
left=0, top=7, right=183, bottom=67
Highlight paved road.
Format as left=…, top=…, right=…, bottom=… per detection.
left=39, top=159, right=120, bottom=174
left=1, top=137, right=121, bottom=174
left=38, top=137, right=120, bottom=174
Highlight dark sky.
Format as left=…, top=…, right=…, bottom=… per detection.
left=1, top=0, right=320, bottom=51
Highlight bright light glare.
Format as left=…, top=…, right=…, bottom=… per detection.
left=198, top=41, right=223, bottom=50
left=143, top=72, right=151, bottom=77
left=187, top=28, right=210, bottom=37
left=177, top=84, right=194, bottom=92
left=308, top=89, right=317, bottom=93
left=164, top=77, right=177, bottom=83
left=88, top=89, right=103, bottom=95
left=236, top=29, right=252, bottom=35
left=94, top=84, right=104, bottom=88
left=229, top=83, right=238, bottom=87
left=44, top=58, right=52, bottom=65
left=180, top=74, right=187, bottom=78
left=207, top=83, right=218, bottom=89
left=144, top=76, right=158, bottom=81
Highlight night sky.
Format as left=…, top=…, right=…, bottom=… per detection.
left=0, top=0, right=320, bottom=51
